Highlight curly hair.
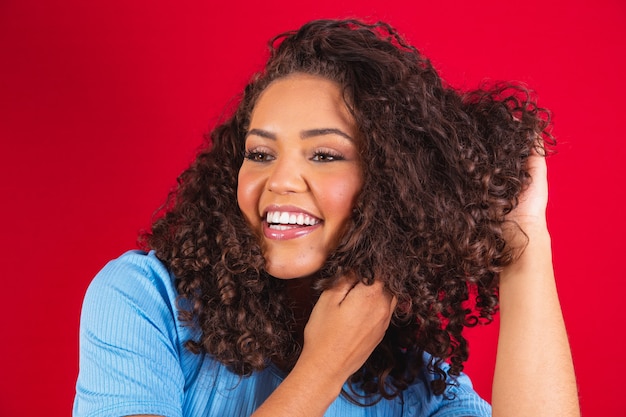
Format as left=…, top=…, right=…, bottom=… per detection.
left=142, top=19, right=553, bottom=402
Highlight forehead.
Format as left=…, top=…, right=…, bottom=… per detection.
left=249, top=73, right=355, bottom=134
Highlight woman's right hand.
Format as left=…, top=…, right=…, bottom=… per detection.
left=300, top=276, right=397, bottom=384
left=251, top=276, right=396, bottom=417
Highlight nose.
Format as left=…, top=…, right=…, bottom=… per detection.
left=267, top=155, right=308, bottom=194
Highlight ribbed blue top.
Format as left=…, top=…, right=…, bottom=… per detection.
left=74, top=250, right=491, bottom=417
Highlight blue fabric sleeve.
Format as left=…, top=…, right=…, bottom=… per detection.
left=73, top=251, right=185, bottom=417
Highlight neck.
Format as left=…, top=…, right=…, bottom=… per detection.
left=285, top=277, right=315, bottom=341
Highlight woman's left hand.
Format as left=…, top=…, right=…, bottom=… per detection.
left=503, top=149, right=550, bottom=253
left=507, top=148, right=548, bottom=226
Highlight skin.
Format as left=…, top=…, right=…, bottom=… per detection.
left=130, top=79, right=580, bottom=417
left=237, top=73, right=363, bottom=280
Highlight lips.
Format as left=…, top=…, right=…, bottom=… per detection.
left=262, top=207, right=322, bottom=240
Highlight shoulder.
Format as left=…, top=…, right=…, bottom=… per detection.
left=75, top=251, right=193, bottom=417
left=80, top=249, right=186, bottom=353
left=326, top=354, right=491, bottom=417
left=86, top=250, right=175, bottom=299
left=401, top=353, right=491, bottom=417
left=83, top=250, right=181, bottom=320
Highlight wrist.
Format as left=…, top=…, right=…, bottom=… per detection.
left=283, top=358, right=345, bottom=413
left=252, top=357, right=344, bottom=417
left=501, top=225, right=553, bottom=279
left=503, top=217, right=550, bottom=251
left=292, top=349, right=347, bottom=395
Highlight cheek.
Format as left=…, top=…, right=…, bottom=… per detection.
left=237, top=169, right=262, bottom=221
left=321, top=175, right=362, bottom=220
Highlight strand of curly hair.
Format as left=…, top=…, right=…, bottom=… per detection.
left=141, top=19, right=554, bottom=404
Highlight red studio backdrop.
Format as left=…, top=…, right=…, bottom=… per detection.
left=1, top=1, right=624, bottom=416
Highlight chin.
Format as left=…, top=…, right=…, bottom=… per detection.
left=265, top=261, right=324, bottom=280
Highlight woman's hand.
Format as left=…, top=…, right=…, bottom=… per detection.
left=300, top=276, right=397, bottom=383
left=252, top=277, right=396, bottom=417
left=503, top=149, right=549, bottom=252
left=508, top=149, right=548, bottom=225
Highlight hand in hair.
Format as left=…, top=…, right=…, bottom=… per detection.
left=302, top=276, right=397, bottom=383
left=504, top=146, right=549, bottom=244
left=252, top=276, right=396, bottom=417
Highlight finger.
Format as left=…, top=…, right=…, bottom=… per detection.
left=389, top=295, right=398, bottom=313
left=318, top=274, right=357, bottom=305
left=345, top=279, right=386, bottom=298
left=529, top=152, right=547, bottom=179
left=343, top=280, right=396, bottom=313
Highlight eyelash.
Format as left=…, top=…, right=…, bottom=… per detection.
left=243, top=149, right=345, bottom=162
left=312, top=150, right=344, bottom=162
left=243, top=150, right=272, bottom=162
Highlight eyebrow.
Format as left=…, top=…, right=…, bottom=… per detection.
left=246, top=128, right=354, bottom=142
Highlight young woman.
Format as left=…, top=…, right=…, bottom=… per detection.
left=74, top=19, right=579, bottom=417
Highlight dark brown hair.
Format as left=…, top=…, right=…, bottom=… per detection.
left=143, top=19, right=552, bottom=402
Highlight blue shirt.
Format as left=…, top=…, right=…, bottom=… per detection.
left=74, top=250, right=491, bottom=417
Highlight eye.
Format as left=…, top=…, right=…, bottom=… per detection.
left=244, top=150, right=274, bottom=162
left=312, top=150, right=344, bottom=162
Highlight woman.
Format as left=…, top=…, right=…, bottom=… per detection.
left=74, top=19, right=579, bottom=416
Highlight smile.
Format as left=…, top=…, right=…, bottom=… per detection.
left=266, top=211, right=321, bottom=226
left=263, top=210, right=322, bottom=240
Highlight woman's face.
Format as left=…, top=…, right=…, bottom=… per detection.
left=237, top=73, right=363, bottom=279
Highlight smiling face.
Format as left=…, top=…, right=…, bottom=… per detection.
left=237, top=73, right=363, bottom=279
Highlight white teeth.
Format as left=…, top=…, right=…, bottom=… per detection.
left=270, top=225, right=290, bottom=230
left=265, top=211, right=320, bottom=226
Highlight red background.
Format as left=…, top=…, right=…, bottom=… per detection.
left=1, top=0, right=624, bottom=416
